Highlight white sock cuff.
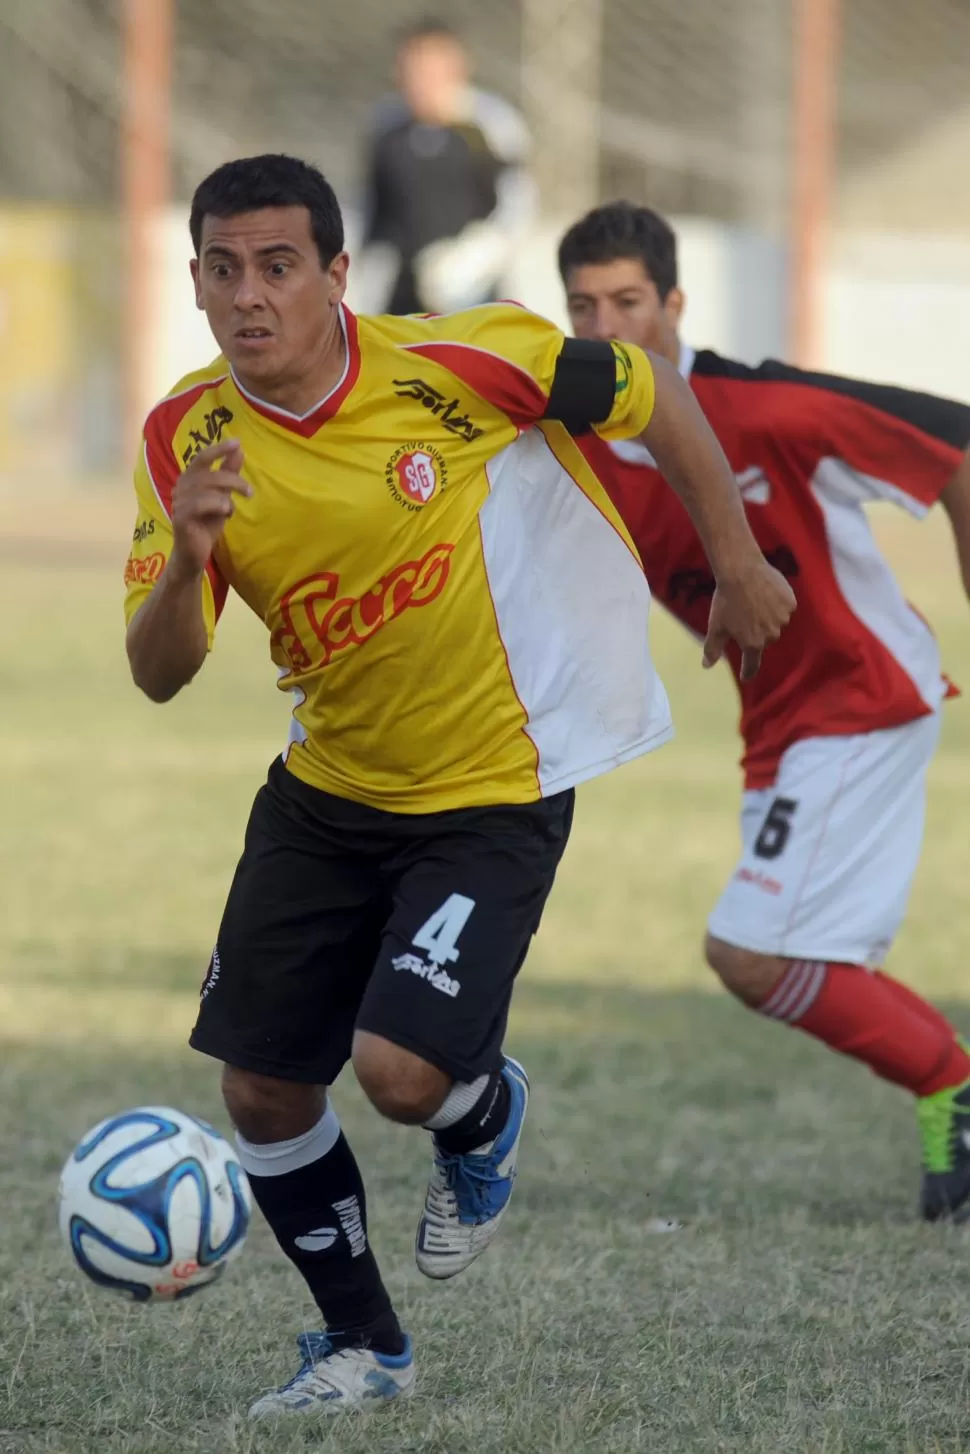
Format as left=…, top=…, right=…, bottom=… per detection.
left=235, top=1104, right=341, bottom=1178
left=423, top=1072, right=490, bottom=1131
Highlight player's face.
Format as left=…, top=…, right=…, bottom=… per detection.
left=397, top=37, right=468, bottom=124
left=191, top=207, right=349, bottom=392
left=565, top=258, right=684, bottom=363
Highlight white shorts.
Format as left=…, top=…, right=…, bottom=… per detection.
left=707, top=712, right=942, bottom=966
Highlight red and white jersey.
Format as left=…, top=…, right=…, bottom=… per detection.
left=578, top=347, right=970, bottom=789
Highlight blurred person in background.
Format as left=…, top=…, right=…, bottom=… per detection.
left=356, top=17, right=534, bottom=315
left=558, top=200, right=970, bottom=1223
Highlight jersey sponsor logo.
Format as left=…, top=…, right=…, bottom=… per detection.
left=736, top=465, right=772, bottom=505
left=132, top=518, right=155, bottom=544
left=393, top=378, right=485, bottom=443
left=736, top=866, right=783, bottom=896
left=390, top=951, right=461, bottom=998
left=666, top=566, right=716, bottom=610
left=180, top=405, right=235, bottom=467
left=385, top=442, right=448, bottom=509
left=667, top=545, right=799, bottom=608
left=124, top=551, right=166, bottom=586
left=274, top=542, right=455, bottom=675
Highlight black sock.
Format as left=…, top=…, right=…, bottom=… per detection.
left=246, top=1130, right=405, bottom=1355
left=433, top=1070, right=512, bottom=1156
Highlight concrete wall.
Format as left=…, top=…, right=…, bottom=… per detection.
left=148, top=209, right=970, bottom=410
left=824, top=233, right=970, bottom=400
left=3, top=206, right=970, bottom=479
left=145, top=209, right=791, bottom=409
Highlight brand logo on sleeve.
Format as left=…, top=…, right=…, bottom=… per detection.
left=124, top=552, right=166, bottom=586
left=180, top=406, right=235, bottom=466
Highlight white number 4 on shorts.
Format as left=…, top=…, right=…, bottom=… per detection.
left=412, top=893, right=476, bottom=966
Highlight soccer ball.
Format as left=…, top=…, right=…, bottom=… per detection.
left=57, top=1106, right=251, bottom=1302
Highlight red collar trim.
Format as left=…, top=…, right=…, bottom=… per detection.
left=231, top=304, right=361, bottom=437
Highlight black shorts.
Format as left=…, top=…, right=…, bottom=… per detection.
left=190, top=760, right=574, bottom=1085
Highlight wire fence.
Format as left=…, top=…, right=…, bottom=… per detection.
left=2, top=0, right=970, bottom=477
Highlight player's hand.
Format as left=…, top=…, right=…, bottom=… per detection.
left=169, top=439, right=252, bottom=578
left=703, top=559, right=796, bottom=681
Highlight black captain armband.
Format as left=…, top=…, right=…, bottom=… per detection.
left=542, top=338, right=618, bottom=435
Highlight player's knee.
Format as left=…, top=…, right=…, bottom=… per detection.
left=221, top=1064, right=326, bottom=1144
left=352, top=1031, right=451, bottom=1125
left=704, top=934, right=782, bottom=1007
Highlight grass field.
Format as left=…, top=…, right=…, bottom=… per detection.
left=2, top=491, right=970, bottom=1453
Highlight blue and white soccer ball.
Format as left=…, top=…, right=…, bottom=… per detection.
left=57, top=1106, right=251, bottom=1302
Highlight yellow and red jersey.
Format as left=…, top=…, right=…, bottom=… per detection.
left=125, top=303, right=672, bottom=812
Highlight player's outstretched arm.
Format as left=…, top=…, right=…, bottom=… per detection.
left=640, top=354, right=796, bottom=679
left=940, top=449, right=970, bottom=603
left=126, top=440, right=251, bottom=703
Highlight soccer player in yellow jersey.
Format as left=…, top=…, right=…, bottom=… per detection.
left=125, top=154, right=794, bottom=1418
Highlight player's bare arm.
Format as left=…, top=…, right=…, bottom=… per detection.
left=641, top=353, right=796, bottom=680
left=126, top=438, right=251, bottom=702
left=940, top=448, right=970, bottom=601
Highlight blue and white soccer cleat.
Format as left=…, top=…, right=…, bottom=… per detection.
left=248, top=1332, right=415, bottom=1419
left=415, top=1055, right=530, bottom=1280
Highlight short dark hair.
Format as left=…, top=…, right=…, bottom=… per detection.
left=558, top=202, right=678, bottom=301
left=189, top=154, right=344, bottom=269
left=398, top=16, right=460, bottom=46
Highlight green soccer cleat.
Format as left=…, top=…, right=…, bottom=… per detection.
left=918, top=1068, right=970, bottom=1222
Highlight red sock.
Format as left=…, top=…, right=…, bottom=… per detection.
left=758, top=961, right=970, bottom=1097
left=873, top=970, right=960, bottom=1041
